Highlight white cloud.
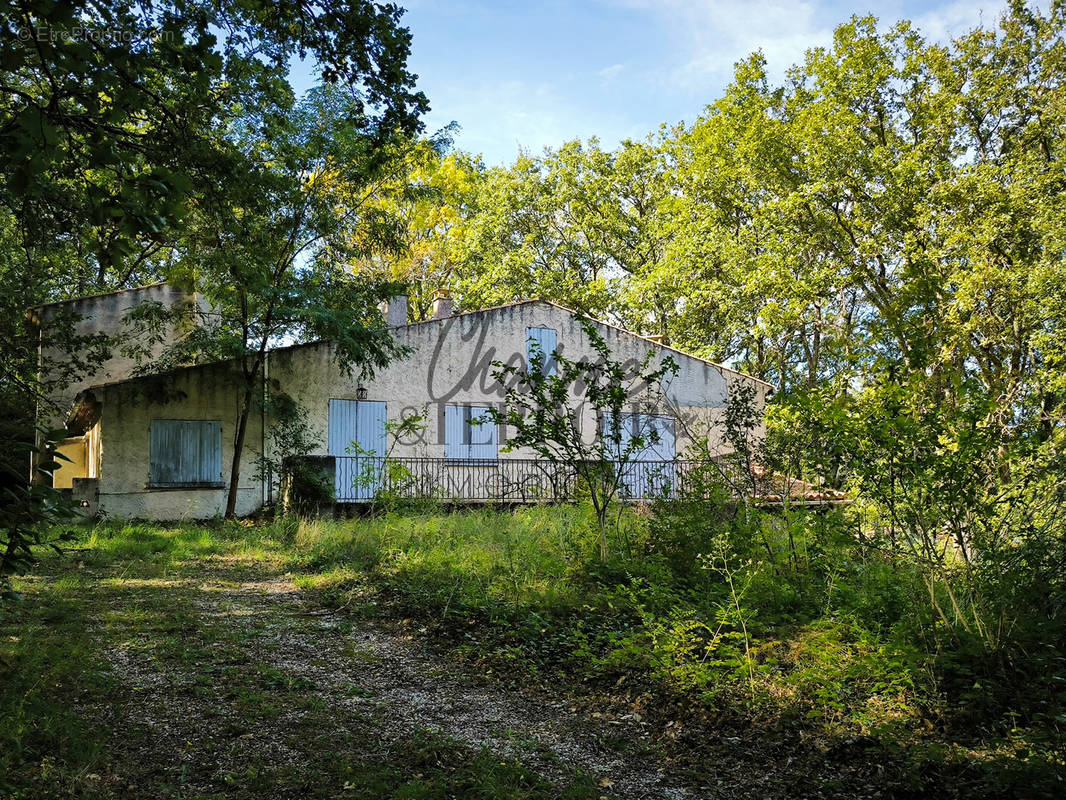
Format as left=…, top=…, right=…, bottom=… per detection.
left=408, top=1, right=1032, bottom=165
left=911, top=0, right=1007, bottom=42
left=612, top=0, right=834, bottom=91
left=605, top=0, right=1027, bottom=95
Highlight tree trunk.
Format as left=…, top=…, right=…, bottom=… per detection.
left=225, top=380, right=256, bottom=519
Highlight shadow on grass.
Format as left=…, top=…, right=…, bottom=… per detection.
left=0, top=522, right=604, bottom=800
left=4, top=516, right=1062, bottom=799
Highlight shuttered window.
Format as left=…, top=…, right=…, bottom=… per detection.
left=444, top=405, right=497, bottom=462
left=601, top=413, right=676, bottom=461
left=328, top=399, right=387, bottom=457
left=526, top=327, right=558, bottom=376
left=149, top=420, right=224, bottom=487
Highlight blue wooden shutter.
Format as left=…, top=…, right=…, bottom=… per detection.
left=526, top=327, right=557, bottom=376
left=645, top=415, right=675, bottom=460
left=354, top=401, right=387, bottom=499
left=356, top=401, right=387, bottom=456
left=445, top=405, right=496, bottom=461
left=444, top=404, right=465, bottom=459
left=198, top=421, right=223, bottom=484
left=329, top=399, right=387, bottom=500
left=601, top=411, right=630, bottom=459
left=329, top=399, right=387, bottom=455
left=150, top=420, right=222, bottom=486
left=467, top=406, right=497, bottom=461
left=328, top=398, right=355, bottom=455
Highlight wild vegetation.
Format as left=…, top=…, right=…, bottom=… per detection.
left=1, top=0, right=1065, bottom=796
left=354, top=10, right=1066, bottom=790
left=292, top=497, right=1066, bottom=793
left=2, top=508, right=1062, bottom=797
left=1, top=516, right=607, bottom=799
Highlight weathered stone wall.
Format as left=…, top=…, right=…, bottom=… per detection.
left=35, top=282, right=202, bottom=428
left=270, top=301, right=770, bottom=462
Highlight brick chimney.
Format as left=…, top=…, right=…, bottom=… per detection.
left=382, top=294, right=407, bottom=327
left=432, top=288, right=453, bottom=320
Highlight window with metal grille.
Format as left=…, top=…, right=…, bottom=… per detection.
left=148, top=420, right=224, bottom=487
left=444, top=405, right=497, bottom=462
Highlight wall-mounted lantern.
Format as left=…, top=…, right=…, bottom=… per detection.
left=356, top=385, right=368, bottom=400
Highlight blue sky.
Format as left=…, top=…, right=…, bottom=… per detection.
left=291, top=0, right=1009, bottom=166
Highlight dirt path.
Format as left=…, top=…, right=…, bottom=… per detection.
left=91, top=561, right=692, bottom=799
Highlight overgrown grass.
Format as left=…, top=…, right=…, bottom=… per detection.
left=80, top=520, right=284, bottom=565
left=272, top=504, right=1064, bottom=796
left=279, top=508, right=920, bottom=714
left=0, top=577, right=111, bottom=796
left=0, top=516, right=604, bottom=799
left=288, top=506, right=595, bottom=616
left=3, top=506, right=1064, bottom=797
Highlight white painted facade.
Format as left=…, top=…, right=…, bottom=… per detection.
left=47, top=289, right=772, bottom=520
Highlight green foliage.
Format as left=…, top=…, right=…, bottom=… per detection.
left=329, top=20, right=1066, bottom=715
left=1, top=519, right=604, bottom=800
left=290, top=506, right=596, bottom=615
left=279, top=500, right=1062, bottom=771
left=0, top=576, right=108, bottom=795
left=488, top=317, right=678, bottom=560
left=1, top=0, right=426, bottom=283
left=0, top=0, right=428, bottom=489
left=0, top=429, right=77, bottom=608
left=345, top=409, right=437, bottom=511
left=142, top=84, right=422, bottom=517
left=379, top=10, right=1066, bottom=663
left=349, top=145, right=482, bottom=321
left=454, top=140, right=663, bottom=319
left=7, top=509, right=1064, bottom=794
left=253, top=390, right=317, bottom=491
left=3, top=0, right=1066, bottom=789
left=284, top=460, right=337, bottom=516
left=2, top=1, right=428, bottom=526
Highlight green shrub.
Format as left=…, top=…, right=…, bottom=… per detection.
left=284, top=458, right=335, bottom=514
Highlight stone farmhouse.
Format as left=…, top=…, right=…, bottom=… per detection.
left=34, top=283, right=773, bottom=519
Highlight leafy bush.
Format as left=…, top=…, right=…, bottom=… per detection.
left=21, top=500, right=1063, bottom=794
left=283, top=457, right=336, bottom=515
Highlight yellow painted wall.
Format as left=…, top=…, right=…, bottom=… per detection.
left=53, top=437, right=87, bottom=489
left=95, top=361, right=264, bottom=519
